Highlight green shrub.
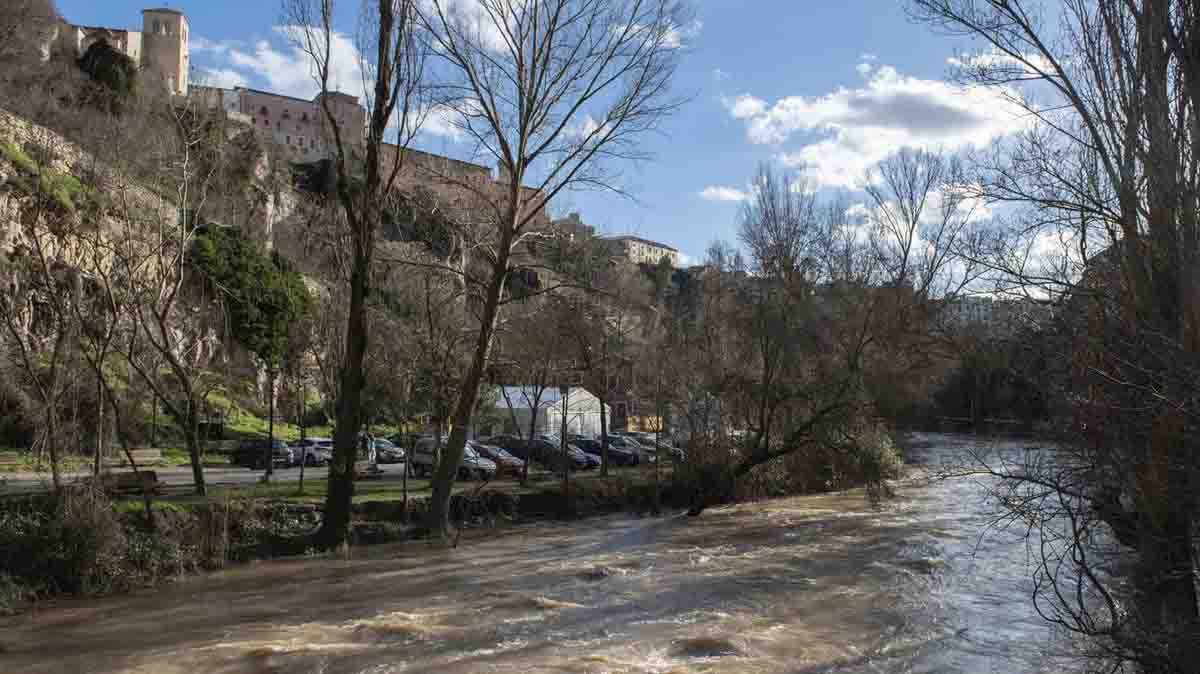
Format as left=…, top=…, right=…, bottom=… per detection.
left=0, top=573, right=32, bottom=616
left=0, top=489, right=196, bottom=601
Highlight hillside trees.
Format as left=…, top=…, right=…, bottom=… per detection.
left=0, top=128, right=98, bottom=490
left=192, top=224, right=311, bottom=477
left=906, top=0, right=1200, bottom=669
left=419, top=0, right=690, bottom=540
left=0, top=0, right=58, bottom=69
left=683, top=156, right=977, bottom=513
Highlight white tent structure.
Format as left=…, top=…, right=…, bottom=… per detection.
left=492, top=386, right=610, bottom=439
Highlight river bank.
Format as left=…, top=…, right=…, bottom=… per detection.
left=0, top=433, right=1071, bottom=674
left=0, top=465, right=743, bottom=615
left=1, top=430, right=905, bottom=615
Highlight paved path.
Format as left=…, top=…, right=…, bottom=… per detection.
left=0, top=462, right=412, bottom=496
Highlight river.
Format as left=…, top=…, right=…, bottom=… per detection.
left=0, top=433, right=1076, bottom=673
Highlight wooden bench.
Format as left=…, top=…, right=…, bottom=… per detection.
left=0, top=452, right=20, bottom=468
left=103, top=449, right=163, bottom=467
left=95, top=470, right=163, bottom=496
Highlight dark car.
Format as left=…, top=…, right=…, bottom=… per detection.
left=573, top=438, right=639, bottom=466
left=472, top=442, right=524, bottom=476
left=483, top=434, right=532, bottom=460
left=233, top=438, right=293, bottom=469
left=373, top=438, right=406, bottom=464
left=535, top=435, right=594, bottom=470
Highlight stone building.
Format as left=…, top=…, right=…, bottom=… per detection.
left=192, top=86, right=367, bottom=162
left=56, top=7, right=190, bottom=96
left=606, top=235, right=679, bottom=267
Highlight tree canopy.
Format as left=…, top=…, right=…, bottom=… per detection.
left=192, top=225, right=311, bottom=369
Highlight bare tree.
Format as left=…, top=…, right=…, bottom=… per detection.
left=907, top=0, right=1200, bottom=669
left=283, top=0, right=428, bottom=547
left=0, top=0, right=58, bottom=67
left=417, top=0, right=689, bottom=540
left=0, top=127, right=84, bottom=491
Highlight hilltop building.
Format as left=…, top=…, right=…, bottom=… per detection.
left=192, top=85, right=367, bottom=161
left=607, top=235, right=679, bottom=267
left=56, top=8, right=191, bottom=96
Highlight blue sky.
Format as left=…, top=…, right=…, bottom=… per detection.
left=58, top=1, right=1020, bottom=265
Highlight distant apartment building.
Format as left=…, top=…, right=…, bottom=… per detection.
left=56, top=7, right=191, bottom=96
left=607, top=235, right=679, bottom=267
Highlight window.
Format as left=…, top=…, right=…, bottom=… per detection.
left=251, top=118, right=256, bottom=125
left=260, top=106, right=268, bottom=115
left=286, top=136, right=291, bottom=144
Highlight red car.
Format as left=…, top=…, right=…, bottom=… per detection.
left=471, top=442, right=524, bottom=477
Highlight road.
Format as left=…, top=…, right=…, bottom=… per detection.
left=0, top=462, right=413, bottom=497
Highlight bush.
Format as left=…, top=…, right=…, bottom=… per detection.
left=0, top=573, right=32, bottom=616
left=0, top=489, right=196, bottom=600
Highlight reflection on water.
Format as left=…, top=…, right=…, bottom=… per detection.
left=1, top=434, right=1074, bottom=673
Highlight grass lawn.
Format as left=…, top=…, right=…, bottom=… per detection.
left=112, top=466, right=661, bottom=512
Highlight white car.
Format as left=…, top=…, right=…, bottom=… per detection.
left=291, top=437, right=333, bottom=466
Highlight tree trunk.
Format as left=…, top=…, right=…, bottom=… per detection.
left=185, top=399, right=206, bottom=496
left=599, top=391, right=610, bottom=477
left=318, top=255, right=370, bottom=549
left=93, top=378, right=104, bottom=476
left=264, top=369, right=276, bottom=482
left=428, top=258, right=509, bottom=540
left=44, top=406, right=62, bottom=491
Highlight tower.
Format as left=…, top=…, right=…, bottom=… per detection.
left=140, top=8, right=189, bottom=96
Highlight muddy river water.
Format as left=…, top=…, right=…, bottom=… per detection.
left=1, top=434, right=1075, bottom=673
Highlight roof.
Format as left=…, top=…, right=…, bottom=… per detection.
left=606, top=235, right=678, bottom=252
left=235, top=86, right=324, bottom=106
left=142, top=8, right=184, bottom=16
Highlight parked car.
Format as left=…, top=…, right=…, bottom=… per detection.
left=628, top=432, right=686, bottom=462
left=482, top=434, right=531, bottom=460
left=390, top=433, right=424, bottom=450
left=608, top=435, right=655, bottom=462
left=537, top=435, right=596, bottom=470
left=409, top=437, right=497, bottom=479
left=233, top=438, right=293, bottom=469
left=291, top=437, right=333, bottom=466
left=572, top=438, right=639, bottom=466
left=472, top=442, right=524, bottom=476
left=373, top=438, right=406, bottom=464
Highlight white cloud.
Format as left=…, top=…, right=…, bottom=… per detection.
left=622, top=17, right=701, bottom=50
left=699, top=185, right=750, bottom=202
left=860, top=52, right=878, bottom=62
left=664, top=19, right=703, bottom=49
left=422, top=0, right=510, bottom=53
left=856, top=62, right=874, bottom=77
left=723, top=93, right=768, bottom=119
left=420, top=105, right=464, bottom=139
left=221, top=26, right=365, bottom=100
left=191, top=36, right=231, bottom=56
left=195, top=68, right=247, bottom=89
left=948, top=49, right=1054, bottom=75
left=728, top=63, right=1028, bottom=188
